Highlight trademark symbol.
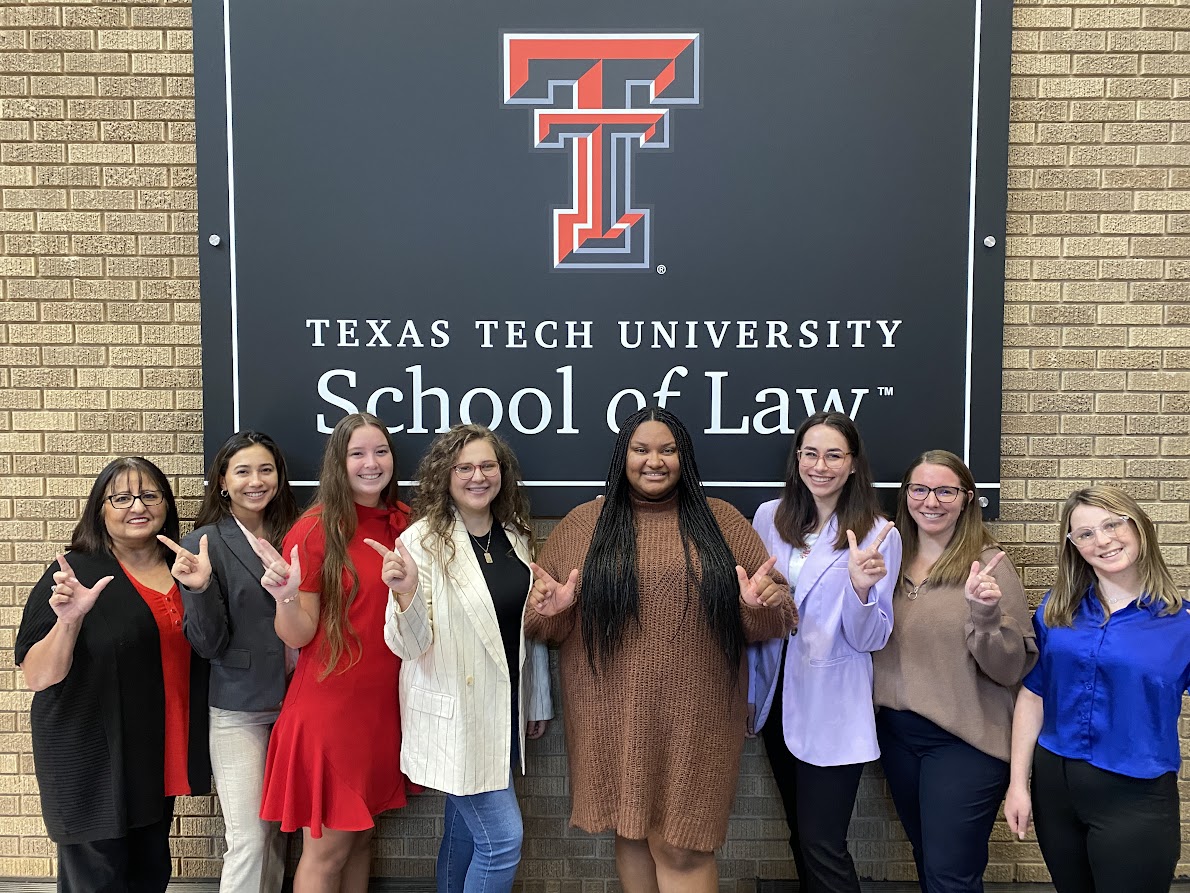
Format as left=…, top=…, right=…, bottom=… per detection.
left=656, top=264, right=666, bottom=275
left=878, top=386, right=894, bottom=396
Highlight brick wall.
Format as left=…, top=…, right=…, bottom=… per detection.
left=0, top=0, right=1186, bottom=888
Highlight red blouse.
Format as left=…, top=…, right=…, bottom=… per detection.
left=123, top=567, right=191, bottom=797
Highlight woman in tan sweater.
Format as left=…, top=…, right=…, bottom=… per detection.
left=872, top=450, right=1037, bottom=893
left=524, top=407, right=796, bottom=893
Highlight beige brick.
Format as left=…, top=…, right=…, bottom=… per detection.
left=69, top=189, right=136, bottom=211
left=63, top=53, right=129, bottom=75
left=36, top=166, right=97, bottom=187
left=106, top=257, right=172, bottom=278
left=67, top=143, right=132, bottom=165
left=5, top=234, right=69, bottom=255
left=1102, top=214, right=1165, bottom=235
left=134, top=144, right=195, bottom=165
left=2, top=189, right=65, bottom=210
left=2, top=143, right=65, bottom=164
left=64, top=98, right=131, bottom=119
left=1064, top=237, right=1129, bottom=258
left=32, top=121, right=97, bottom=142
left=134, top=98, right=194, bottom=120
left=104, top=167, right=168, bottom=188
left=97, top=30, right=163, bottom=52
left=1100, top=259, right=1163, bottom=279
left=38, top=257, right=102, bottom=278
left=1133, top=237, right=1190, bottom=257
left=1070, top=146, right=1135, bottom=166
left=1038, top=78, right=1104, bottom=99
left=97, top=76, right=161, bottom=98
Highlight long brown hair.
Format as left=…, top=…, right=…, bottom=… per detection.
left=409, top=424, right=534, bottom=568
left=192, top=431, right=300, bottom=549
left=773, top=411, right=881, bottom=550
left=305, top=412, right=403, bottom=678
left=895, top=450, right=998, bottom=587
left=1047, top=485, right=1183, bottom=627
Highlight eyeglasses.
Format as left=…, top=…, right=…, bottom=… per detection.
left=796, top=449, right=851, bottom=469
left=106, top=491, right=163, bottom=509
left=451, top=461, right=500, bottom=479
left=1067, top=515, right=1130, bottom=546
left=906, top=484, right=967, bottom=504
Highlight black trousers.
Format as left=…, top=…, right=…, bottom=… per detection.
left=761, top=653, right=865, bottom=893
left=876, top=709, right=1009, bottom=893
left=57, top=799, right=175, bottom=893
left=1031, top=746, right=1179, bottom=893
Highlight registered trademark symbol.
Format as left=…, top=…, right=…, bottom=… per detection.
left=656, top=264, right=667, bottom=275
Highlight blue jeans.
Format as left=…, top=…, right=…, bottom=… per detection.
left=436, top=770, right=523, bottom=893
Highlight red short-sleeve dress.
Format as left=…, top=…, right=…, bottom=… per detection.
left=260, top=501, right=414, bottom=836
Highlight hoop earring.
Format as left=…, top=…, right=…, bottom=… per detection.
left=220, top=489, right=229, bottom=498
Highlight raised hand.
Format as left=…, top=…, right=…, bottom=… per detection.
left=49, top=554, right=113, bottom=624
left=961, top=552, right=1009, bottom=609
left=846, top=521, right=896, bottom=596
left=364, top=538, right=419, bottom=596
left=737, top=555, right=782, bottom=607
left=528, top=563, right=579, bottom=617
left=158, top=533, right=212, bottom=592
left=964, top=551, right=1006, bottom=606
left=250, top=537, right=302, bottom=605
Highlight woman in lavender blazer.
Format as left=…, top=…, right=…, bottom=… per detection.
left=749, top=411, right=901, bottom=893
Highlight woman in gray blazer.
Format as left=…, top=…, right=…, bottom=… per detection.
left=160, top=431, right=300, bottom=893
left=374, top=424, right=552, bottom=893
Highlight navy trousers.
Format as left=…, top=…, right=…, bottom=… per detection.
left=876, top=709, right=1008, bottom=893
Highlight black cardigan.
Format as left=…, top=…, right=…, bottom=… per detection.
left=15, top=551, right=210, bottom=844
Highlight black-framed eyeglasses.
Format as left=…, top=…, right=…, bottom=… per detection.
left=796, top=449, right=851, bottom=469
left=906, top=484, right=967, bottom=504
left=1067, top=515, right=1130, bottom=546
left=451, top=461, right=500, bottom=479
left=106, top=491, right=163, bottom=509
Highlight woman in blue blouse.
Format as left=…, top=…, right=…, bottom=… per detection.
left=1005, top=486, right=1189, bottom=892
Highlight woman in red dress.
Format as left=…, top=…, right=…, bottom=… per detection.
left=255, top=412, right=413, bottom=893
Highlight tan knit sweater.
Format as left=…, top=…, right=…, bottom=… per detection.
left=871, top=548, right=1038, bottom=762
left=524, top=495, right=795, bottom=851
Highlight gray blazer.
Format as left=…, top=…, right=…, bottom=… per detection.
left=180, top=516, right=288, bottom=712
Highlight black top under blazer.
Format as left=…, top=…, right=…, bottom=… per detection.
left=15, top=551, right=211, bottom=844
left=179, top=517, right=288, bottom=712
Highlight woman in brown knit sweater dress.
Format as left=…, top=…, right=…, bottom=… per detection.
left=524, top=407, right=797, bottom=892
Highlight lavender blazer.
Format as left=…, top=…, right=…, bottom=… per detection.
left=748, top=501, right=901, bottom=766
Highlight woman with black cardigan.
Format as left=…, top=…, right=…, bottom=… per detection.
left=15, top=457, right=210, bottom=893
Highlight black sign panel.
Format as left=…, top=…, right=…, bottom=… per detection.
left=193, top=0, right=1010, bottom=515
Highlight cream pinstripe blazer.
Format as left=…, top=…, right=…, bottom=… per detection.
left=383, top=514, right=553, bottom=796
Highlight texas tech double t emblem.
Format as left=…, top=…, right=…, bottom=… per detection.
left=502, top=33, right=702, bottom=270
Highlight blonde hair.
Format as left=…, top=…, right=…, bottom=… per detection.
left=1046, top=485, right=1184, bottom=627
left=895, top=450, right=998, bottom=587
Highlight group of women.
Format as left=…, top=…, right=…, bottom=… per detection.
left=15, top=408, right=1189, bottom=893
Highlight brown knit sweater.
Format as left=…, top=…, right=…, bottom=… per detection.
left=872, top=548, right=1038, bottom=762
left=524, top=495, right=795, bottom=851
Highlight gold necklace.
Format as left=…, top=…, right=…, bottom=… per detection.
left=469, top=528, right=493, bottom=564
left=905, top=576, right=929, bottom=600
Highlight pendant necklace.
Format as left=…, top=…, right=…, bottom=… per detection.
left=905, top=576, right=929, bottom=600
left=470, top=528, right=494, bottom=564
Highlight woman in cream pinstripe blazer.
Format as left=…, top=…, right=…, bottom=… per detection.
left=375, top=425, right=551, bottom=893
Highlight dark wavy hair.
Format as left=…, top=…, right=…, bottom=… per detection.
left=192, top=431, right=301, bottom=549
left=581, top=407, right=744, bottom=682
left=773, top=411, right=881, bottom=550
left=71, top=457, right=180, bottom=563
left=410, top=423, right=534, bottom=567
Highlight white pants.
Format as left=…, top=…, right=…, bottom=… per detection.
left=210, top=706, right=286, bottom=893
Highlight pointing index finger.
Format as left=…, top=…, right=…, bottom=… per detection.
left=363, top=537, right=391, bottom=558
left=156, top=534, right=185, bottom=556
left=753, top=555, right=777, bottom=581
left=871, top=521, right=895, bottom=550
left=983, top=550, right=1007, bottom=575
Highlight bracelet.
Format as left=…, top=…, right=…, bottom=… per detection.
left=280, top=594, right=298, bottom=605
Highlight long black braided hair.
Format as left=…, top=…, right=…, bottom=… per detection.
left=580, top=406, right=745, bottom=682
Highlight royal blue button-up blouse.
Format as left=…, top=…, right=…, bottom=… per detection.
left=1022, top=585, right=1190, bottom=779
